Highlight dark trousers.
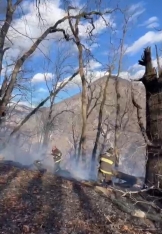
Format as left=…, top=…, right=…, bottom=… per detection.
left=98, top=171, right=112, bottom=182
left=54, top=161, right=61, bottom=173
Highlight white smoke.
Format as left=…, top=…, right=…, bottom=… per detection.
left=0, top=133, right=99, bottom=182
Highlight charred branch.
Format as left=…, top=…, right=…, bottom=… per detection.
left=138, top=47, right=151, bottom=67
left=138, top=47, right=157, bottom=79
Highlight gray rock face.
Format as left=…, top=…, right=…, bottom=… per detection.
left=49, top=77, right=146, bottom=177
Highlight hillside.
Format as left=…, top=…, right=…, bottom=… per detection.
left=1, top=76, right=161, bottom=234
left=1, top=76, right=146, bottom=177
left=39, top=76, right=146, bottom=177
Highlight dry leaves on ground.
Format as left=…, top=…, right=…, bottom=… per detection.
left=0, top=163, right=161, bottom=234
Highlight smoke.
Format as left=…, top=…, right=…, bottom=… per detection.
left=0, top=136, right=48, bottom=166
left=0, top=133, right=145, bottom=189
left=60, top=156, right=98, bottom=181
left=0, top=134, right=99, bottom=182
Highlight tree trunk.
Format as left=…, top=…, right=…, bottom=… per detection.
left=145, top=147, right=162, bottom=188
left=114, top=25, right=127, bottom=167
left=0, top=0, right=15, bottom=77
left=138, top=47, right=162, bottom=188
left=0, top=0, right=22, bottom=117
left=42, top=123, right=51, bottom=147
left=92, top=73, right=110, bottom=161
left=78, top=46, right=87, bottom=159
left=0, top=8, right=76, bottom=120
left=42, top=95, right=55, bottom=147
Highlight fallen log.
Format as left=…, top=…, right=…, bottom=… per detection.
left=93, top=185, right=162, bottom=223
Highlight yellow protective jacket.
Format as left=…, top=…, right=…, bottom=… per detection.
left=99, top=152, right=115, bottom=177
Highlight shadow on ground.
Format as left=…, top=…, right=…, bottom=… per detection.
left=0, top=164, right=161, bottom=234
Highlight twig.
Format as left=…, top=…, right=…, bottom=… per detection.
left=107, top=185, right=155, bottom=197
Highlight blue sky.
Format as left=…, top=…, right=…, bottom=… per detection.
left=1, top=0, right=162, bottom=107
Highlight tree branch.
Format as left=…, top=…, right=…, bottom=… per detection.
left=9, top=69, right=79, bottom=137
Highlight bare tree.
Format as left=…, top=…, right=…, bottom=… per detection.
left=67, top=8, right=88, bottom=159
left=0, top=1, right=117, bottom=142
left=40, top=45, right=75, bottom=147
left=0, top=0, right=71, bottom=120
left=91, top=31, right=120, bottom=162
left=114, top=7, right=138, bottom=166
left=91, top=70, right=111, bottom=161
left=9, top=69, right=79, bottom=137
left=68, top=112, right=81, bottom=158
left=67, top=6, right=116, bottom=159
left=86, top=73, right=103, bottom=119
left=1, top=1, right=109, bottom=122
left=65, top=72, right=103, bottom=162
left=90, top=5, right=144, bottom=175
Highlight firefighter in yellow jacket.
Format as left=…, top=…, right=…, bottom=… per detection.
left=98, top=147, right=144, bottom=188
left=51, top=146, right=62, bottom=173
left=98, top=147, right=116, bottom=184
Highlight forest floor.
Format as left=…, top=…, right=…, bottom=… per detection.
left=0, top=161, right=162, bottom=234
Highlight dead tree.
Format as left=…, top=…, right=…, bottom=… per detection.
left=138, top=46, right=162, bottom=187
left=138, top=47, right=160, bottom=144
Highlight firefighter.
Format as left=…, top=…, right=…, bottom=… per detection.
left=98, top=147, right=144, bottom=188
left=98, top=147, right=115, bottom=185
left=51, top=146, right=62, bottom=173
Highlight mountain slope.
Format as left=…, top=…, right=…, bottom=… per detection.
left=2, top=76, right=146, bottom=178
